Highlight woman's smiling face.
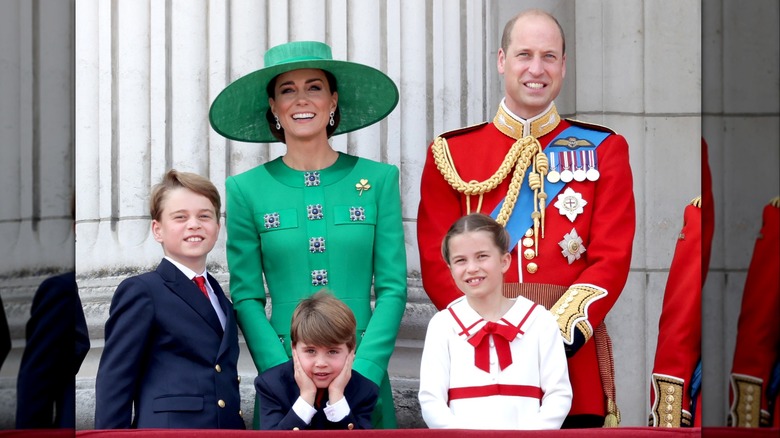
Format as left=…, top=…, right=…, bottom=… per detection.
left=269, top=68, right=338, bottom=143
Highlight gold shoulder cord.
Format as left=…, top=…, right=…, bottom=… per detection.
left=432, top=135, right=548, bottom=254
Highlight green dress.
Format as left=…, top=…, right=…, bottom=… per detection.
left=225, top=152, right=407, bottom=428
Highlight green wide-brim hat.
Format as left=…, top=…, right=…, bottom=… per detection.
left=209, top=41, right=399, bottom=143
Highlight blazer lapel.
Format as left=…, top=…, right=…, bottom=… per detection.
left=157, top=259, right=224, bottom=337
left=208, top=274, right=234, bottom=356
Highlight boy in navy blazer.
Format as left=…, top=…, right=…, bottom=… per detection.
left=255, top=291, right=378, bottom=430
left=95, top=169, right=244, bottom=429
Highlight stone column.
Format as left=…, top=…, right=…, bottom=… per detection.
left=0, top=0, right=75, bottom=428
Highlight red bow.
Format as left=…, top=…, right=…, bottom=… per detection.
left=467, top=321, right=519, bottom=373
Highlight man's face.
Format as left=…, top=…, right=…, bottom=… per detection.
left=497, top=13, right=566, bottom=119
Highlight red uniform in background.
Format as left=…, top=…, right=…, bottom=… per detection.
left=729, top=196, right=780, bottom=428
left=649, top=139, right=714, bottom=427
left=417, top=102, right=635, bottom=423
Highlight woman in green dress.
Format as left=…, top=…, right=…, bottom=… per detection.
left=209, top=41, right=406, bottom=429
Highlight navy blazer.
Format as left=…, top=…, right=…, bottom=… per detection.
left=255, top=359, right=378, bottom=430
left=95, top=259, right=244, bottom=429
left=16, top=272, right=90, bottom=428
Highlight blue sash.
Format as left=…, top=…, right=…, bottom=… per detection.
left=490, top=125, right=610, bottom=250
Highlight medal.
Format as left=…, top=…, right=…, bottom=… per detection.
left=554, top=187, right=588, bottom=222
left=547, top=152, right=561, bottom=183
left=560, top=151, right=573, bottom=182
left=586, top=149, right=600, bottom=181
left=573, top=151, right=586, bottom=182
left=558, top=228, right=586, bottom=264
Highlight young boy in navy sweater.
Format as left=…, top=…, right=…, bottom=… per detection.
left=255, top=291, right=377, bottom=430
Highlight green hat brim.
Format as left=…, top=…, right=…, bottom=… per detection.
left=209, top=59, right=398, bottom=143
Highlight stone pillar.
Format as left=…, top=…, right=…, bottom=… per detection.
left=0, top=0, right=75, bottom=428
left=701, top=0, right=780, bottom=426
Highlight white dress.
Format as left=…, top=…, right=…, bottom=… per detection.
left=419, top=296, right=572, bottom=429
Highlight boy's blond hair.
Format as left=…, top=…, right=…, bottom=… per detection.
left=150, top=169, right=221, bottom=221
left=290, top=291, right=357, bottom=351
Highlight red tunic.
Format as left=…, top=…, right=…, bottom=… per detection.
left=649, top=200, right=704, bottom=427
left=729, top=198, right=780, bottom=428
left=417, top=105, right=636, bottom=418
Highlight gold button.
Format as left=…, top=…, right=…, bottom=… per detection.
left=218, top=400, right=226, bottom=408
left=665, top=404, right=673, bottom=413
left=745, top=413, right=752, bottom=421
left=523, top=248, right=535, bottom=259
left=556, top=308, right=565, bottom=315
left=524, top=228, right=534, bottom=238
left=746, top=386, right=754, bottom=394
left=665, top=422, right=673, bottom=427
left=526, top=262, right=538, bottom=274
left=239, top=410, right=243, bottom=416
left=665, top=414, right=673, bottom=422
left=347, top=423, right=354, bottom=430
left=666, top=386, right=675, bottom=395
left=522, top=237, right=534, bottom=248
left=293, top=427, right=300, bottom=431
left=237, top=375, right=241, bottom=383
left=215, top=364, right=222, bottom=372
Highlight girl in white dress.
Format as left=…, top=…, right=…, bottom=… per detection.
left=419, top=213, right=572, bottom=429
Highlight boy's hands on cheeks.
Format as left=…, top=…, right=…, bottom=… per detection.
left=328, top=350, right=354, bottom=404
left=292, top=348, right=317, bottom=406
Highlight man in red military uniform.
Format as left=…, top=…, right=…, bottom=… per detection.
left=417, top=9, right=635, bottom=428
left=649, top=197, right=706, bottom=427
left=649, top=140, right=713, bottom=428
left=728, top=197, right=780, bottom=428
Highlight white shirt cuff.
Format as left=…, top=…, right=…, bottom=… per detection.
left=292, top=396, right=317, bottom=425
left=324, top=396, right=350, bottom=422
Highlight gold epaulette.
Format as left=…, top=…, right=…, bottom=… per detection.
left=690, top=196, right=702, bottom=208
left=436, top=121, right=489, bottom=140
left=770, top=196, right=780, bottom=208
left=565, top=118, right=617, bottom=135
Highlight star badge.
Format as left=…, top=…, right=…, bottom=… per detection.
left=554, top=187, right=588, bottom=222
left=559, top=228, right=586, bottom=264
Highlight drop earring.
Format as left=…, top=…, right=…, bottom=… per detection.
left=274, top=114, right=281, bottom=130
left=329, top=111, right=335, bottom=127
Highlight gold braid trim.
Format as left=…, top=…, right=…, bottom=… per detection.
left=432, top=135, right=541, bottom=226
left=550, top=284, right=607, bottom=344
left=729, top=374, right=762, bottom=427
left=650, top=374, right=685, bottom=427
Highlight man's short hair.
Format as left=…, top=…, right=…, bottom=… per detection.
left=290, top=291, right=357, bottom=351
left=501, top=9, right=566, bottom=55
